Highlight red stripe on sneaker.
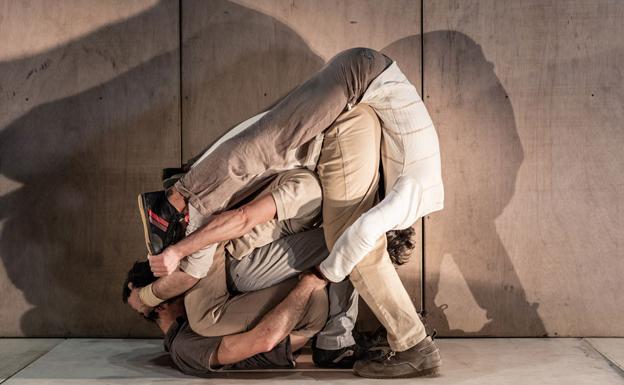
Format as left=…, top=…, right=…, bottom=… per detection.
left=149, top=215, right=168, bottom=232
left=148, top=210, right=169, bottom=227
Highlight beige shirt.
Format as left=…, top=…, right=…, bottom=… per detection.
left=180, top=169, right=322, bottom=278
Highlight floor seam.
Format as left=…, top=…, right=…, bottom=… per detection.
left=0, top=339, right=66, bottom=384
left=582, top=338, right=624, bottom=377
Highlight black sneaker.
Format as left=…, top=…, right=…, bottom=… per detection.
left=137, top=191, right=185, bottom=255
left=312, top=344, right=363, bottom=369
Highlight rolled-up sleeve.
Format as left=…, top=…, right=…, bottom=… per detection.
left=270, top=169, right=322, bottom=222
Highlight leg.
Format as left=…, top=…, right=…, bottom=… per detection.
left=174, top=48, right=392, bottom=216
left=315, top=279, right=358, bottom=350
left=195, top=278, right=327, bottom=342
left=227, top=228, right=328, bottom=292
left=316, top=104, right=427, bottom=352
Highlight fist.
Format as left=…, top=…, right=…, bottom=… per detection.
left=148, top=247, right=181, bottom=277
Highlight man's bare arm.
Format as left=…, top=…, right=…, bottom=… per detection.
left=149, top=193, right=276, bottom=276
left=151, top=270, right=199, bottom=301
left=211, top=273, right=327, bottom=367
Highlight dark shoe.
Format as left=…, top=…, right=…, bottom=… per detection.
left=312, top=344, right=364, bottom=369
left=353, top=336, right=441, bottom=378
left=137, top=191, right=185, bottom=255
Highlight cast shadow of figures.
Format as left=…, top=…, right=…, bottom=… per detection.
left=0, top=0, right=544, bottom=339
left=389, top=32, right=547, bottom=336
left=0, top=0, right=323, bottom=337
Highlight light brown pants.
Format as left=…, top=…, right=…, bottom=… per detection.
left=316, top=104, right=427, bottom=351
left=185, top=246, right=328, bottom=339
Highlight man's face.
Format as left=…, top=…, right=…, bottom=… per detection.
left=126, top=283, right=153, bottom=318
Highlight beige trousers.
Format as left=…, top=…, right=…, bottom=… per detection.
left=316, top=104, right=427, bottom=351
left=185, top=246, right=328, bottom=339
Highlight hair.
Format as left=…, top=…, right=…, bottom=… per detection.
left=122, top=261, right=159, bottom=321
left=386, top=227, right=416, bottom=265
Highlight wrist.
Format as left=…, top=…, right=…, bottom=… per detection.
left=170, top=245, right=185, bottom=261
left=139, top=283, right=165, bottom=307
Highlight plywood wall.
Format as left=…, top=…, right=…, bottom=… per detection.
left=0, top=1, right=180, bottom=337
left=1, top=0, right=622, bottom=338
left=423, top=0, right=624, bottom=336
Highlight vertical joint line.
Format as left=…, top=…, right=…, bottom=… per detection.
left=420, top=0, right=426, bottom=315
left=179, top=0, right=183, bottom=166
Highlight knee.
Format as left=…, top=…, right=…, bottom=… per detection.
left=308, top=289, right=330, bottom=334
left=296, top=289, right=329, bottom=336
left=336, top=47, right=382, bottom=66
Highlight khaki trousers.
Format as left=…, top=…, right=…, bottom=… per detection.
left=185, top=247, right=328, bottom=339
left=316, top=104, right=427, bottom=351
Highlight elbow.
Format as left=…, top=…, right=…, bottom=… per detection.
left=235, top=208, right=254, bottom=235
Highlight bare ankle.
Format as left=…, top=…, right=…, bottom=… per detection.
left=166, top=188, right=187, bottom=213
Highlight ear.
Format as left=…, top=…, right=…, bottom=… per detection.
left=127, top=282, right=134, bottom=290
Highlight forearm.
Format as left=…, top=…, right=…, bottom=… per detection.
left=251, top=281, right=316, bottom=349
left=151, top=270, right=199, bottom=301
left=172, top=208, right=248, bottom=259
left=169, top=193, right=276, bottom=262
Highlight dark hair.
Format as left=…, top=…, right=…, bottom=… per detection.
left=122, top=261, right=158, bottom=303
left=122, top=261, right=159, bottom=321
left=386, top=227, right=416, bottom=265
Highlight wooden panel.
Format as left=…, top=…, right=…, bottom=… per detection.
left=0, top=1, right=180, bottom=336
left=423, top=0, right=624, bottom=336
left=181, top=0, right=424, bottom=329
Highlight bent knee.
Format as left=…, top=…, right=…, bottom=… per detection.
left=335, top=47, right=384, bottom=67
left=294, top=289, right=329, bottom=337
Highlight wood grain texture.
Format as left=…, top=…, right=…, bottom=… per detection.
left=423, top=0, right=624, bottom=336
left=181, top=0, right=424, bottom=329
left=0, top=1, right=180, bottom=337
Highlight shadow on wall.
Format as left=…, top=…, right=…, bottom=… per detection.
left=0, top=0, right=322, bottom=337
left=414, top=31, right=547, bottom=336
left=0, top=0, right=544, bottom=337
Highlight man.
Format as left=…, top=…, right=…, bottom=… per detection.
left=123, top=260, right=328, bottom=374
left=133, top=168, right=369, bottom=368
left=140, top=47, right=444, bottom=378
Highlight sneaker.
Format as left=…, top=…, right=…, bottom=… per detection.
left=137, top=191, right=186, bottom=255
left=312, top=344, right=363, bottom=369
left=353, top=335, right=441, bottom=378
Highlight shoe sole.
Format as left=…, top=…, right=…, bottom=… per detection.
left=137, top=194, right=156, bottom=255
left=354, top=365, right=440, bottom=379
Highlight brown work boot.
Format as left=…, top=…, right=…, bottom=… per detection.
left=353, top=336, right=441, bottom=379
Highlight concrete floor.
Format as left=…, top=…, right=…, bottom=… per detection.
left=1, top=338, right=622, bottom=384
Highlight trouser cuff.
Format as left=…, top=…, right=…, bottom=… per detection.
left=315, top=334, right=356, bottom=350
left=388, top=327, right=427, bottom=352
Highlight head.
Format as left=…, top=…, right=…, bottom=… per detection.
left=122, top=261, right=185, bottom=325
left=386, top=227, right=416, bottom=265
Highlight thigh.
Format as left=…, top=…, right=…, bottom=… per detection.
left=228, top=227, right=328, bottom=292
left=316, top=104, right=382, bottom=249
left=198, top=278, right=298, bottom=337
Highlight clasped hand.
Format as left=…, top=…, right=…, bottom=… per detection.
left=148, top=246, right=182, bottom=277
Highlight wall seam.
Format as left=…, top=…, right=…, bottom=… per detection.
left=179, top=0, right=184, bottom=165
left=420, top=0, right=427, bottom=316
